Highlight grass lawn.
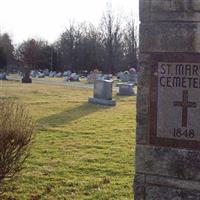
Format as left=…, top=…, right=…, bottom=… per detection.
left=0, top=81, right=136, bottom=200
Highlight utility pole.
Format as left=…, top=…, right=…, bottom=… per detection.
left=50, top=47, right=53, bottom=71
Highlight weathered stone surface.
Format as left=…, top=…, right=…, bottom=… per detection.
left=150, top=0, right=188, bottom=12
left=135, top=0, right=200, bottom=199
left=116, top=83, right=135, bottom=96
left=136, top=126, right=148, bottom=144
left=134, top=174, right=145, bottom=200
left=136, top=145, right=200, bottom=181
left=140, top=0, right=200, bottom=22
left=134, top=173, right=200, bottom=199
left=146, top=175, right=200, bottom=191
left=88, top=79, right=116, bottom=106
left=136, top=54, right=151, bottom=144
left=140, top=22, right=200, bottom=53
left=146, top=185, right=200, bottom=200
left=94, top=80, right=113, bottom=100
left=192, top=0, right=200, bottom=11
left=153, top=62, right=200, bottom=143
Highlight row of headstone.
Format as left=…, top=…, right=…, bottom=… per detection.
left=64, top=73, right=79, bottom=81
left=29, top=69, right=79, bottom=79
left=21, top=68, right=80, bottom=82
left=31, top=69, right=65, bottom=78
left=117, top=68, right=137, bottom=84
left=0, top=72, right=7, bottom=80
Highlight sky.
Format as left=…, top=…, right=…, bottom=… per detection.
left=0, top=0, right=139, bottom=45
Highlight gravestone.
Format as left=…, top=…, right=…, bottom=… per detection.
left=116, top=83, right=135, bottom=96
left=88, top=80, right=116, bottom=106
left=135, top=0, right=200, bottom=199
left=87, top=70, right=102, bottom=84
left=118, top=69, right=137, bottom=84
left=0, top=72, right=7, bottom=80
left=22, top=67, right=32, bottom=83
left=119, top=71, right=130, bottom=82
left=128, top=68, right=137, bottom=84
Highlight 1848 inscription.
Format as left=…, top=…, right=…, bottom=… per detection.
left=156, top=62, right=200, bottom=142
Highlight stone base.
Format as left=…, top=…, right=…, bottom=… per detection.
left=22, top=77, right=32, bottom=83
left=88, top=97, right=116, bottom=106
left=116, top=83, right=136, bottom=96
left=134, top=173, right=200, bottom=200
left=134, top=145, right=200, bottom=199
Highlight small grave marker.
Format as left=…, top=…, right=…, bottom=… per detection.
left=22, top=67, right=32, bottom=83
left=116, top=83, right=135, bottom=96
left=88, top=80, right=116, bottom=106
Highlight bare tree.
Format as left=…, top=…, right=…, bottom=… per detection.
left=58, top=22, right=103, bottom=72
left=74, top=23, right=104, bottom=72
left=123, top=17, right=138, bottom=70
left=100, top=4, right=123, bottom=74
left=13, top=6, right=138, bottom=73
left=58, top=24, right=76, bottom=71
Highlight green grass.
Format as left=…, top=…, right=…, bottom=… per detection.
left=0, top=81, right=136, bottom=200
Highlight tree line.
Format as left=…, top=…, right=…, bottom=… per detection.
left=0, top=8, right=138, bottom=74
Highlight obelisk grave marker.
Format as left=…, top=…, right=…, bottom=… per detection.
left=135, top=0, right=200, bottom=199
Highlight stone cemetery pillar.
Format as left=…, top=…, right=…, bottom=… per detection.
left=135, top=0, right=200, bottom=199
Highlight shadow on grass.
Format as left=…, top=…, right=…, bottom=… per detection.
left=37, top=102, right=111, bottom=128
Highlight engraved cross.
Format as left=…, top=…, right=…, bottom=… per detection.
left=173, top=90, right=197, bottom=127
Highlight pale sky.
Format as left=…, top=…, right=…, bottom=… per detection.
left=0, top=0, right=139, bottom=44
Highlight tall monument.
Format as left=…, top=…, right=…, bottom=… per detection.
left=135, top=0, right=200, bottom=199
